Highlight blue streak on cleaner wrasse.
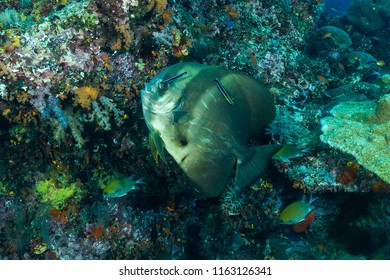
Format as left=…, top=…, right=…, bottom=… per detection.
left=214, top=78, right=234, bottom=105
left=141, top=62, right=281, bottom=197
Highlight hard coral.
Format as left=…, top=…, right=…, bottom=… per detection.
left=318, top=26, right=352, bottom=49
left=321, top=94, right=390, bottom=184
left=73, top=86, right=99, bottom=109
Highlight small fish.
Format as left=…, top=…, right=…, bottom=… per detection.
left=279, top=195, right=318, bottom=233
left=321, top=32, right=332, bottom=39
left=226, top=21, right=234, bottom=28
left=330, top=7, right=341, bottom=12
left=272, top=144, right=309, bottom=162
left=102, top=175, right=146, bottom=198
left=376, top=60, right=386, bottom=67
left=249, top=50, right=258, bottom=67
left=214, top=78, right=234, bottom=105
left=34, top=243, right=48, bottom=255
left=346, top=25, right=353, bottom=32
left=317, top=75, right=330, bottom=85
left=338, top=62, right=345, bottom=71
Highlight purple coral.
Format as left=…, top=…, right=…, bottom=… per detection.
left=109, top=53, right=137, bottom=86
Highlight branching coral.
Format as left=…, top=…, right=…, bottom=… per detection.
left=87, top=96, right=123, bottom=131
left=266, top=105, right=312, bottom=146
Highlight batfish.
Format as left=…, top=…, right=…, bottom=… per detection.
left=141, top=62, right=281, bottom=197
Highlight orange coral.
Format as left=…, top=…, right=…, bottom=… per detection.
left=2, top=108, right=10, bottom=116
left=89, top=224, right=104, bottom=241
left=115, top=24, right=133, bottom=50
left=337, top=162, right=360, bottom=185
left=147, top=0, right=167, bottom=14
left=291, top=210, right=315, bottom=233
left=111, top=38, right=122, bottom=51
left=100, top=52, right=112, bottom=70
left=73, top=86, right=99, bottom=109
left=156, top=0, right=167, bottom=14
left=224, top=5, right=239, bottom=19
left=292, top=181, right=304, bottom=189
left=337, top=167, right=359, bottom=184
left=48, top=208, right=68, bottom=223
left=371, top=180, right=389, bottom=193
left=162, top=9, right=173, bottom=24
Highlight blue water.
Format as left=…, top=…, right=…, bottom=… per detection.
left=324, top=0, right=353, bottom=16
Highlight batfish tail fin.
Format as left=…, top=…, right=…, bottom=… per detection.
left=234, top=144, right=282, bottom=196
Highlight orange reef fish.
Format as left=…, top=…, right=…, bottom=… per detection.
left=338, top=62, right=346, bottom=71
left=102, top=175, right=145, bottom=198
left=141, top=62, right=281, bottom=197
left=317, top=75, right=330, bottom=85
left=279, top=195, right=317, bottom=233
left=321, top=32, right=332, bottom=39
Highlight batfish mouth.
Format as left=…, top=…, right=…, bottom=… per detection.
left=141, top=82, right=152, bottom=95
left=141, top=80, right=181, bottom=116
left=140, top=87, right=153, bottom=116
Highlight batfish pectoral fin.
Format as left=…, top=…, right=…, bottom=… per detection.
left=149, top=131, right=167, bottom=164
left=234, top=144, right=282, bottom=196
left=172, top=110, right=188, bottom=124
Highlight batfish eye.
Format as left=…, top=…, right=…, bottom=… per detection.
left=159, top=81, right=170, bottom=90
left=159, top=71, right=188, bottom=91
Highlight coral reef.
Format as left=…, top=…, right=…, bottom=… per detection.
left=0, top=0, right=389, bottom=261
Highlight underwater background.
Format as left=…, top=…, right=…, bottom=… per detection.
left=0, top=0, right=389, bottom=260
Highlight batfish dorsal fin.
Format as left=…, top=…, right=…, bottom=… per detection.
left=234, top=144, right=282, bottom=196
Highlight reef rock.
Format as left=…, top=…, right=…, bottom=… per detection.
left=345, top=0, right=389, bottom=32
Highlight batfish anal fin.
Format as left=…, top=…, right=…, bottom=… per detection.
left=234, top=144, right=282, bottom=196
left=149, top=131, right=167, bottom=164
left=182, top=155, right=236, bottom=198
